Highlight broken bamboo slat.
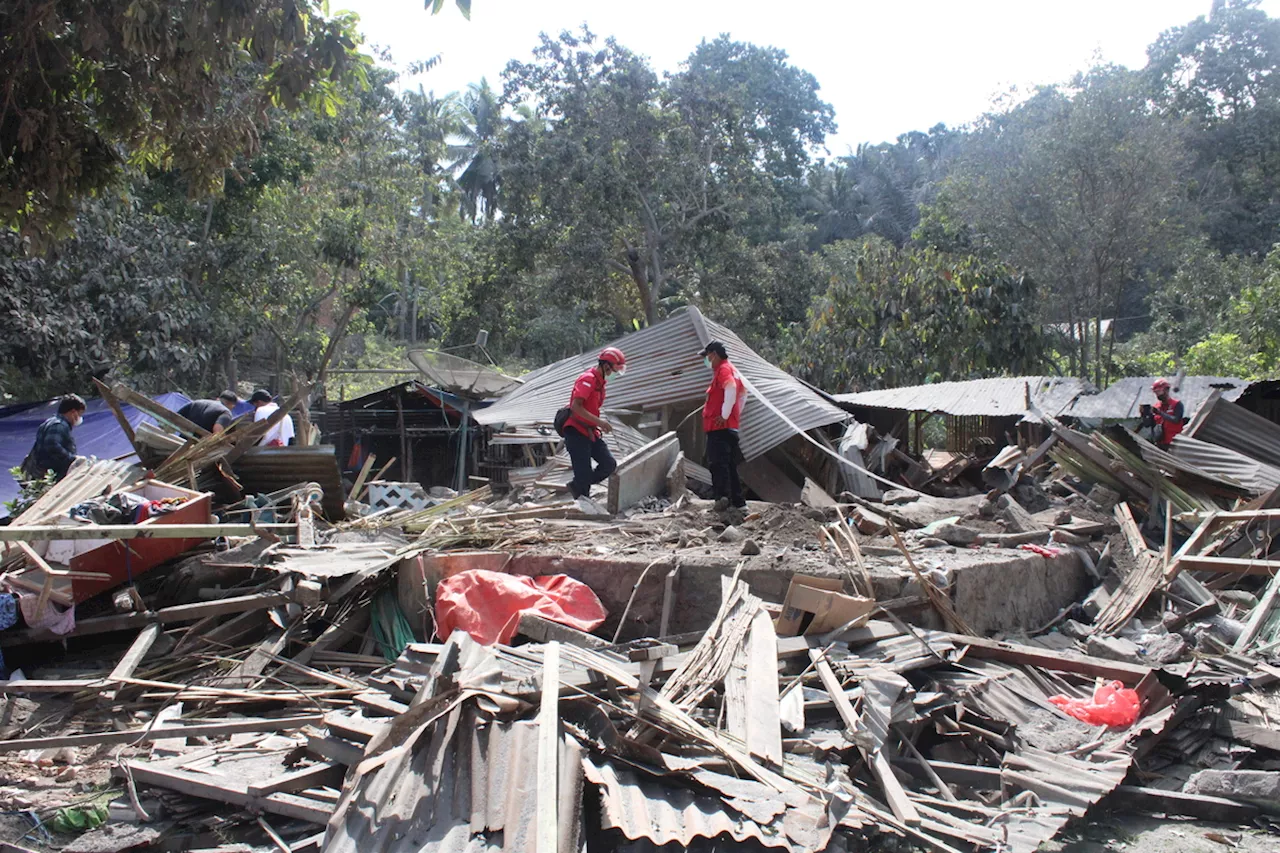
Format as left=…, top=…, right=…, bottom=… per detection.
left=0, top=715, right=323, bottom=752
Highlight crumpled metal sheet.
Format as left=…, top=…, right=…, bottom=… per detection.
left=834, top=376, right=1094, bottom=422
left=474, top=307, right=847, bottom=462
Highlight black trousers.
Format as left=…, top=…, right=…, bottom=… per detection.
left=706, top=428, right=745, bottom=507
left=564, top=427, right=616, bottom=499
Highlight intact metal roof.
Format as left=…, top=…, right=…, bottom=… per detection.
left=831, top=376, right=1094, bottom=421
left=1065, top=376, right=1249, bottom=420
left=474, top=307, right=848, bottom=461
left=1170, top=434, right=1280, bottom=496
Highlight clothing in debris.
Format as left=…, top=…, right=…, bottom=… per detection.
left=1152, top=395, right=1185, bottom=446
left=29, top=414, right=79, bottom=480
left=69, top=492, right=183, bottom=525
left=177, top=399, right=234, bottom=433
left=563, top=366, right=616, bottom=499
left=703, top=359, right=747, bottom=508
left=254, top=402, right=296, bottom=447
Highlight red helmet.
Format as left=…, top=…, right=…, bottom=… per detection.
left=599, top=347, right=627, bottom=375
left=1152, top=378, right=1171, bottom=393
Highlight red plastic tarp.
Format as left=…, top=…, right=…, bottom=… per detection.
left=1049, top=680, right=1142, bottom=728
left=435, top=569, right=609, bottom=645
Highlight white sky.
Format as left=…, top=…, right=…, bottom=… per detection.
left=337, top=0, right=1280, bottom=154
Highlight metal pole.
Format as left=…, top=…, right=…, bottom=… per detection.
left=456, top=401, right=470, bottom=492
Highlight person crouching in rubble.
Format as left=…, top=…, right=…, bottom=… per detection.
left=700, top=340, right=748, bottom=512
left=563, top=347, right=627, bottom=511
left=1142, top=378, right=1185, bottom=448
left=249, top=389, right=296, bottom=447
left=23, top=394, right=87, bottom=481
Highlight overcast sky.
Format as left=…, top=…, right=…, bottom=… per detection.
left=337, top=0, right=1280, bottom=154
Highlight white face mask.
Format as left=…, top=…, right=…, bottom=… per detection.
left=704, top=357, right=712, bottom=369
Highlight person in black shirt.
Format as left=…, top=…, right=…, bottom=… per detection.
left=26, top=394, right=87, bottom=481
left=177, top=391, right=238, bottom=434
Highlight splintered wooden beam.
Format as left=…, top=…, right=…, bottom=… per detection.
left=0, top=523, right=295, bottom=541
left=93, top=378, right=139, bottom=453
left=110, top=382, right=210, bottom=438
left=0, top=715, right=322, bottom=752
left=102, top=624, right=162, bottom=702
left=118, top=762, right=332, bottom=825
left=536, top=642, right=561, bottom=853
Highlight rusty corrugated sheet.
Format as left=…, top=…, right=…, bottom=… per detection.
left=1171, top=434, right=1280, bottom=495
left=323, top=707, right=582, bottom=853
left=583, top=753, right=794, bottom=849
left=474, top=307, right=847, bottom=461
left=1066, top=376, right=1249, bottom=420
left=1186, top=393, right=1280, bottom=472
left=833, top=376, right=1094, bottom=421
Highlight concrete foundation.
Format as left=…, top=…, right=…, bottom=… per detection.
left=395, top=543, right=1090, bottom=642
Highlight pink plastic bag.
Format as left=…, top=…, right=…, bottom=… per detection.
left=435, top=569, right=608, bottom=645
left=1049, top=680, right=1141, bottom=727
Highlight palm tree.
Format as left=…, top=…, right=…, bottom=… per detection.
left=448, top=79, right=502, bottom=222
left=402, top=87, right=462, bottom=218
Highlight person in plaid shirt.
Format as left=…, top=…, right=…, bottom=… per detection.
left=28, top=394, right=87, bottom=480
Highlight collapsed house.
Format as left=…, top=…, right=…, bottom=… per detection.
left=4, top=366, right=1280, bottom=852
left=473, top=307, right=850, bottom=503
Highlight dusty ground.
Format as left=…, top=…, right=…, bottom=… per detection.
left=1045, top=813, right=1279, bottom=852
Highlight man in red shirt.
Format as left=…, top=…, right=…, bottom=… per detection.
left=563, top=347, right=627, bottom=506
left=1149, top=378, right=1185, bottom=447
left=700, top=340, right=748, bottom=511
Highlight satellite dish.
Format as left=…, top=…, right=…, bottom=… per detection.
left=407, top=349, right=522, bottom=399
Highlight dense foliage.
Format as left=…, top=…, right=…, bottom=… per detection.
left=3, top=0, right=1280, bottom=403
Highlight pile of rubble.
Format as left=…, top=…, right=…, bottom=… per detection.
left=1, top=389, right=1280, bottom=852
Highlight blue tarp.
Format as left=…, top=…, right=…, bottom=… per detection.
left=0, top=392, right=191, bottom=516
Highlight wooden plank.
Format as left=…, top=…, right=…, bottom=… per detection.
left=743, top=609, right=782, bottom=766
left=111, top=383, right=210, bottom=438
left=246, top=762, right=343, bottom=798
left=941, top=633, right=1152, bottom=684
left=536, top=642, right=561, bottom=853
left=119, top=762, right=330, bottom=825
left=606, top=432, right=680, bottom=515
left=1176, top=555, right=1280, bottom=576
left=93, top=378, right=139, bottom=453
left=0, top=715, right=322, bottom=752
left=3, top=590, right=293, bottom=647
left=1114, top=502, right=1149, bottom=557
left=1233, top=570, right=1280, bottom=652
left=102, top=624, right=162, bottom=701
left=0, top=523, right=295, bottom=541
left=518, top=612, right=609, bottom=649
left=861, top=670, right=921, bottom=827
left=809, top=648, right=859, bottom=738
left=1107, top=785, right=1259, bottom=823
left=305, top=734, right=364, bottom=767
left=1215, top=716, right=1280, bottom=751
left=0, top=679, right=104, bottom=694
left=348, top=453, right=377, bottom=503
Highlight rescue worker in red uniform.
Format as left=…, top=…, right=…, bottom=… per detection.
left=700, top=340, right=748, bottom=512
left=1148, top=378, right=1185, bottom=447
left=563, top=347, right=627, bottom=506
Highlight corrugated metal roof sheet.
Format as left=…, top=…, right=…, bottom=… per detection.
left=474, top=307, right=847, bottom=461
left=831, top=376, right=1094, bottom=421
left=583, top=754, right=793, bottom=849
left=1186, top=392, right=1280, bottom=473
left=234, top=446, right=345, bottom=519
left=1065, top=376, right=1249, bottom=420
left=1170, top=434, right=1280, bottom=495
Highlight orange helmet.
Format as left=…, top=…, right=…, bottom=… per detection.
left=1152, top=378, right=1170, bottom=393
left=599, top=347, right=627, bottom=375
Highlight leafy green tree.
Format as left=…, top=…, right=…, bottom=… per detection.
left=0, top=0, right=368, bottom=239
left=942, top=65, right=1192, bottom=385
left=781, top=237, right=1046, bottom=392
left=499, top=30, right=835, bottom=326
left=1145, top=0, right=1280, bottom=256
left=449, top=80, right=504, bottom=222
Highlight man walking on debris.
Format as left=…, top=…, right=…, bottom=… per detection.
left=700, top=340, right=747, bottom=512
left=24, top=394, right=87, bottom=481
left=1144, top=378, right=1185, bottom=448
left=563, top=347, right=627, bottom=511
left=249, top=389, right=296, bottom=447
left=177, top=391, right=238, bottom=434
